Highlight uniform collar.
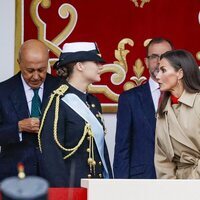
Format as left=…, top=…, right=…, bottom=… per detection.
left=67, top=82, right=88, bottom=102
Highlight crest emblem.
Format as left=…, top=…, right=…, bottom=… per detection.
left=131, top=0, right=151, bottom=8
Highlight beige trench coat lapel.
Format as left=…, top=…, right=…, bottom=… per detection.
left=164, top=98, right=199, bottom=153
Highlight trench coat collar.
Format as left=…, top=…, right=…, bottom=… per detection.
left=178, top=90, right=197, bottom=107
left=163, top=91, right=199, bottom=152
left=163, top=90, right=198, bottom=112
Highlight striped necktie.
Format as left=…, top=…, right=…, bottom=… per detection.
left=30, top=88, right=41, bottom=118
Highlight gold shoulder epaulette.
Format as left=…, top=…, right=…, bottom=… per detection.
left=53, top=84, right=69, bottom=96
left=38, top=84, right=68, bottom=152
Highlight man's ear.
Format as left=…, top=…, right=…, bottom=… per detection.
left=144, top=57, right=149, bottom=69
left=17, top=58, right=20, bottom=65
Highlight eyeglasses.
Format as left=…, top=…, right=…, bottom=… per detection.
left=147, top=54, right=160, bottom=60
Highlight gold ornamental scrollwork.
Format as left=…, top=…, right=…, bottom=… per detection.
left=124, top=59, right=146, bottom=91
left=197, top=52, right=200, bottom=61
left=88, top=38, right=147, bottom=104
left=89, top=38, right=134, bottom=102
left=30, top=0, right=77, bottom=60
left=131, top=0, right=151, bottom=8
left=114, top=38, right=134, bottom=73
left=15, top=0, right=147, bottom=112
left=15, top=0, right=78, bottom=73
left=30, top=0, right=78, bottom=51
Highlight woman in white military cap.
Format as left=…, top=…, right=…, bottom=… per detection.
left=38, top=42, right=113, bottom=187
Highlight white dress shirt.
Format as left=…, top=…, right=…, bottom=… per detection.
left=149, top=77, right=160, bottom=111
left=21, top=75, right=44, bottom=115
left=19, top=75, right=44, bottom=140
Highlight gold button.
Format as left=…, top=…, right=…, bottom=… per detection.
left=99, top=173, right=102, bottom=178
left=99, top=161, right=102, bottom=165
left=96, top=114, right=99, bottom=117
left=88, top=131, right=92, bottom=136
left=88, top=158, right=93, bottom=164
left=92, top=160, right=96, bottom=166
left=87, top=136, right=90, bottom=140
left=88, top=174, right=92, bottom=178
left=86, top=148, right=90, bottom=153
left=91, top=104, right=95, bottom=108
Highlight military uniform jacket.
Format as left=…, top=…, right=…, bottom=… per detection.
left=155, top=91, right=200, bottom=179
left=39, top=83, right=112, bottom=187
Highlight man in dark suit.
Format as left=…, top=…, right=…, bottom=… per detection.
left=113, top=38, right=173, bottom=178
left=0, top=39, right=60, bottom=181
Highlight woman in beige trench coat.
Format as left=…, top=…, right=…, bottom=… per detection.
left=155, top=49, right=200, bottom=179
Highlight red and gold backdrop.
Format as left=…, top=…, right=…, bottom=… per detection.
left=15, top=0, right=200, bottom=112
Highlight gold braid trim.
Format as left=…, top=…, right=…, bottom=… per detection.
left=38, top=84, right=69, bottom=152
left=88, top=127, right=95, bottom=174
left=38, top=84, right=95, bottom=163
left=53, top=95, right=94, bottom=159
left=62, top=123, right=93, bottom=159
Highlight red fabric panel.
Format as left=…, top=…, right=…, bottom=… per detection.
left=21, top=0, right=200, bottom=105
left=48, top=188, right=87, bottom=200
left=0, top=188, right=87, bottom=200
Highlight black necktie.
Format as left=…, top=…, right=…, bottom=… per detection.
left=30, top=88, right=41, bottom=118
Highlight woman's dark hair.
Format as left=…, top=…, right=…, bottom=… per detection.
left=158, top=49, right=200, bottom=117
left=56, top=62, right=76, bottom=79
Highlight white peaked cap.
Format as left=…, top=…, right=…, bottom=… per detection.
left=53, top=42, right=106, bottom=69
left=62, top=42, right=96, bottom=53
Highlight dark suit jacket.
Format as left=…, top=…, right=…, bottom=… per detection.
left=113, top=82, right=156, bottom=178
left=0, top=72, right=60, bottom=181
left=40, top=83, right=113, bottom=187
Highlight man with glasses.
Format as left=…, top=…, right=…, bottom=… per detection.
left=114, top=37, right=173, bottom=179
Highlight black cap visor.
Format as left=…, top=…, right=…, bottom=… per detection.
left=53, top=51, right=106, bottom=69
